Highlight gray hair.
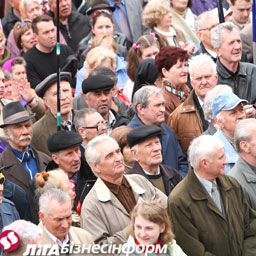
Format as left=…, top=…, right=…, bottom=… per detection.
left=188, top=135, right=224, bottom=170
left=132, top=85, right=162, bottom=113
left=74, top=108, right=97, bottom=130
left=3, top=220, right=41, bottom=244
left=235, top=119, right=256, bottom=153
left=211, top=22, right=237, bottom=49
left=204, top=85, right=233, bottom=120
left=188, top=54, right=216, bottom=79
left=24, top=0, right=40, bottom=10
left=39, top=188, right=71, bottom=217
left=194, top=10, right=218, bottom=32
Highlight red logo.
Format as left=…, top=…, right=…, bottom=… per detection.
left=0, top=230, right=20, bottom=252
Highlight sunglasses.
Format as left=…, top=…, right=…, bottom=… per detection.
left=93, top=9, right=112, bottom=17
left=0, top=173, right=5, bottom=185
left=17, top=19, right=32, bottom=29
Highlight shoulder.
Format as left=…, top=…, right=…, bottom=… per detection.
left=69, top=226, right=94, bottom=243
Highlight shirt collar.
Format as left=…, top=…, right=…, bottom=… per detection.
left=43, top=226, right=69, bottom=248
left=143, top=166, right=160, bottom=176
left=194, top=170, right=214, bottom=196
left=9, top=144, right=35, bottom=162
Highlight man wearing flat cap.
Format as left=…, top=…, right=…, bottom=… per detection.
left=32, top=72, right=77, bottom=156
left=127, top=125, right=182, bottom=196
left=0, top=101, right=50, bottom=195
left=82, top=74, right=129, bottom=134
left=212, top=93, right=247, bottom=173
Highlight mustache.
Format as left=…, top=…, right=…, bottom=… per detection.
left=19, top=135, right=32, bottom=141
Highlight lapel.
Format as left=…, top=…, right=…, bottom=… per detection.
left=187, top=168, right=227, bottom=220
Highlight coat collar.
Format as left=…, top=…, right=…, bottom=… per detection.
left=237, top=157, right=256, bottom=183
left=94, top=175, right=146, bottom=202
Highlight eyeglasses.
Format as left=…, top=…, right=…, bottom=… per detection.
left=199, top=24, right=218, bottom=32
left=93, top=9, right=112, bottom=17
left=17, top=19, right=32, bottom=29
left=83, top=120, right=108, bottom=131
left=0, top=173, right=5, bottom=185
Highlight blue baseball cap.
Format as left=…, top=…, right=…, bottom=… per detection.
left=212, top=93, right=247, bottom=119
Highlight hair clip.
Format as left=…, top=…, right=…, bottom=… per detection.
left=132, top=43, right=139, bottom=49
left=150, top=32, right=157, bottom=41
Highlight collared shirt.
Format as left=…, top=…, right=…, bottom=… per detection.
left=143, top=167, right=160, bottom=176
left=222, top=132, right=236, bottom=149
left=244, top=160, right=256, bottom=175
left=9, top=144, right=38, bottom=179
left=61, top=113, right=73, bottom=131
left=108, top=0, right=128, bottom=27
left=108, top=110, right=116, bottom=134
left=103, top=176, right=136, bottom=214
left=194, top=170, right=213, bottom=199
left=44, top=226, right=70, bottom=248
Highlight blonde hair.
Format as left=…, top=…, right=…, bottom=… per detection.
left=128, top=201, right=174, bottom=245
left=0, top=30, right=6, bottom=43
left=85, top=46, right=116, bottom=72
left=143, top=0, right=171, bottom=29
left=91, top=34, right=118, bottom=53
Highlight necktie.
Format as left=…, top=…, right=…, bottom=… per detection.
left=116, top=3, right=132, bottom=42
left=211, top=182, right=222, bottom=213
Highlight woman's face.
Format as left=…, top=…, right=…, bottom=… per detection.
left=162, top=59, right=188, bottom=85
left=134, top=215, right=165, bottom=246
left=92, top=16, right=114, bottom=36
left=0, top=36, right=5, bottom=57
left=157, top=8, right=172, bottom=29
left=140, top=45, right=159, bottom=60
left=21, top=28, right=37, bottom=52
left=172, top=0, right=189, bottom=12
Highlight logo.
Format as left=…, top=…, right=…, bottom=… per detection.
left=0, top=230, right=20, bottom=252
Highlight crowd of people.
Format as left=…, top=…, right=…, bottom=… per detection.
left=0, top=0, right=256, bottom=255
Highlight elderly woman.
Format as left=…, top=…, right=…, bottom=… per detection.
left=122, top=201, right=187, bottom=256
left=155, top=46, right=190, bottom=120
left=0, top=31, right=10, bottom=67
left=143, top=0, right=194, bottom=54
left=170, top=0, right=200, bottom=47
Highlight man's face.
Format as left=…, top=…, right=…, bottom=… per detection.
left=138, top=94, right=165, bottom=126
left=133, top=137, right=162, bottom=171
left=196, top=15, right=219, bottom=50
left=230, top=0, right=252, bottom=24
left=91, top=139, right=125, bottom=182
left=79, top=112, right=107, bottom=143
left=0, top=71, right=5, bottom=99
left=85, top=90, right=112, bottom=118
left=35, top=21, right=56, bottom=52
left=204, top=146, right=227, bottom=180
left=216, top=29, right=242, bottom=65
left=43, top=81, right=73, bottom=117
left=52, top=146, right=81, bottom=178
left=40, top=199, right=72, bottom=242
left=245, top=128, right=256, bottom=159
left=190, top=64, right=218, bottom=101
left=49, top=0, right=71, bottom=19
left=4, top=120, right=32, bottom=152
left=12, top=64, right=27, bottom=82
left=26, top=1, right=42, bottom=20
left=217, top=103, right=246, bottom=138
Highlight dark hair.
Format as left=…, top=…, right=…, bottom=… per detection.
left=10, top=57, right=27, bottom=73
left=110, top=126, right=132, bottom=153
left=171, top=0, right=193, bottom=8
left=230, top=0, right=250, bottom=4
left=155, top=46, right=189, bottom=77
left=92, top=10, right=113, bottom=28
left=32, top=15, right=53, bottom=34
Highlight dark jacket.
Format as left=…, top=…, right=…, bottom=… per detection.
left=216, top=58, right=256, bottom=105
left=168, top=168, right=256, bottom=256
left=128, top=161, right=182, bottom=196
left=1, top=8, right=20, bottom=37
left=128, top=114, right=188, bottom=178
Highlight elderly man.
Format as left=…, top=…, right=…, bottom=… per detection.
left=229, top=119, right=256, bottom=210
left=0, top=101, right=50, bottom=195
left=229, top=0, right=252, bottom=31
left=212, top=93, right=247, bottom=173
left=168, top=135, right=256, bottom=256
left=212, top=22, right=256, bottom=107
left=168, top=54, right=217, bottom=155
left=47, top=0, right=91, bottom=51
left=80, top=135, right=167, bottom=244
left=24, top=15, right=74, bottom=88
left=82, top=75, right=129, bottom=134
left=127, top=125, right=182, bottom=195
left=32, top=72, right=75, bottom=156
left=39, top=189, right=93, bottom=250
left=129, top=86, right=188, bottom=178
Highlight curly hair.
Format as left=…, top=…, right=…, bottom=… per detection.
left=143, top=0, right=171, bottom=29
left=128, top=201, right=174, bottom=245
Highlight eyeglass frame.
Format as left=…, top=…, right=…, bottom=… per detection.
left=83, top=120, right=108, bottom=131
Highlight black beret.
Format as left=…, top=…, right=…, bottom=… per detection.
left=82, top=75, right=114, bottom=94
left=127, top=125, right=162, bottom=148
left=35, top=72, right=72, bottom=98
left=47, top=131, right=83, bottom=153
